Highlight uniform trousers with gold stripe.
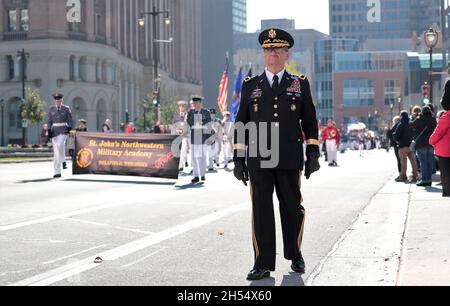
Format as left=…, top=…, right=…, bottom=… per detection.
left=249, top=169, right=305, bottom=271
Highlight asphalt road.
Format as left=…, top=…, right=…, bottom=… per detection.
left=0, top=150, right=396, bottom=286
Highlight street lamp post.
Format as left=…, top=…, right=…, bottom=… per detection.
left=0, top=99, right=5, bottom=147
left=389, top=103, right=394, bottom=129
left=143, top=101, right=148, bottom=133
left=17, top=49, right=29, bottom=146
left=138, top=2, right=171, bottom=124
left=424, top=27, right=439, bottom=104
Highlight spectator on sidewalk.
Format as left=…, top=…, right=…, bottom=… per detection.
left=388, top=116, right=402, bottom=178
left=411, top=106, right=437, bottom=187
left=67, top=119, right=87, bottom=161
left=40, top=123, right=50, bottom=146
left=125, top=123, right=136, bottom=134
left=394, top=111, right=419, bottom=183
left=430, top=83, right=450, bottom=197
left=102, top=119, right=112, bottom=133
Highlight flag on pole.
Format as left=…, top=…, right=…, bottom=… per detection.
left=247, top=62, right=253, bottom=78
left=230, top=66, right=243, bottom=122
left=217, top=55, right=229, bottom=114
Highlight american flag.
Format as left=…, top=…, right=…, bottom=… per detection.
left=217, top=55, right=229, bottom=114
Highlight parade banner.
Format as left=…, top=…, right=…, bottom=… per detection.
left=73, top=132, right=180, bottom=179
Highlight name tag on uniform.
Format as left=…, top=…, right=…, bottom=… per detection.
left=251, top=88, right=262, bottom=99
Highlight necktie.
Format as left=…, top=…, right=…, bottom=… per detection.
left=272, top=75, right=279, bottom=92
left=57, top=107, right=61, bottom=112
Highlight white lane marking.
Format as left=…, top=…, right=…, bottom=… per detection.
left=10, top=203, right=248, bottom=286
left=0, top=199, right=153, bottom=233
left=121, top=248, right=167, bottom=268
left=62, top=217, right=155, bottom=235
left=42, top=245, right=109, bottom=265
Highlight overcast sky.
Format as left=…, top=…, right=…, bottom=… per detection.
left=247, top=0, right=330, bottom=34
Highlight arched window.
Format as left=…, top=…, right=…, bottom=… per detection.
left=96, top=99, right=107, bottom=131
left=72, top=97, right=87, bottom=124
left=8, top=98, right=22, bottom=130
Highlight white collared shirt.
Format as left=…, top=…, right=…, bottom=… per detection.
left=265, top=68, right=285, bottom=87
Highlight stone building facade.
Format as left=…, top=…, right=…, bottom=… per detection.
left=0, top=0, right=202, bottom=144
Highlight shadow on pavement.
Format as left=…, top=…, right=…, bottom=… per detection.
left=64, top=178, right=176, bottom=186
left=425, top=186, right=443, bottom=194
left=280, top=273, right=305, bottom=286
left=17, top=178, right=54, bottom=184
left=249, top=277, right=276, bottom=287
left=174, top=182, right=206, bottom=190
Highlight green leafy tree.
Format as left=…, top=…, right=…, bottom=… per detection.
left=160, top=97, right=179, bottom=126
left=21, top=87, right=46, bottom=125
left=138, top=95, right=179, bottom=132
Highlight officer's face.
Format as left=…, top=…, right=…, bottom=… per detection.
left=263, top=47, right=290, bottom=67
left=54, top=98, right=63, bottom=107
left=193, top=102, right=201, bottom=110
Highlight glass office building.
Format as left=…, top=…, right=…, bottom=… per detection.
left=314, top=39, right=359, bottom=124
left=329, top=0, right=441, bottom=42
left=233, top=0, right=247, bottom=33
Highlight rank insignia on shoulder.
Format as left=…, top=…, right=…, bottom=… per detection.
left=244, top=76, right=253, bottom=83
left=299, top=75, right=307, bottom=81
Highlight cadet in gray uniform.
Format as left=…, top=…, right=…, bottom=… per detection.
left=172, top=101, right=190, bottom=171
left=207, top=109, right=223, bottom=171
left=186, top=96, right=212, bottom=183
left=46, top=93, right=73, bottom=178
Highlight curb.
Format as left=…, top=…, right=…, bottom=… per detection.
left=0, top=158, right=54, bottom=164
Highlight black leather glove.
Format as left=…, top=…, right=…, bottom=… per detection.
left=233, top=158, right=249, bottom=186
left=305, top=145, right=321, bottom=180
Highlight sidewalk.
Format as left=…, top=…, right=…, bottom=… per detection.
left=308, top=173, right=450, bottom=286
left=398, top=176, right=450, bottom=286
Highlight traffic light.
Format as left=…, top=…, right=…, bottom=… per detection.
left=422, top=84, right=430, bottom=104
left=152, top=91, right=159, bottom=106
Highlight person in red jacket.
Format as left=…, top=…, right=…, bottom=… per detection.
left=430, top=83, right=450, bottom=197
left=322, top=119, right=341, bottom=167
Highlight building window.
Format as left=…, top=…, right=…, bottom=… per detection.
left=384, top=80, right=401, bottom=105
left=7, top=56, right=15, bottom=80
left=20, top=9, right=29, bottom=31
left=8, top=99, right=22, bottom=129
left=96, top=59, right=101, bottom=82
left=69, top=56, right=75, bottom=80
left=344, top=79, right=375, bottom=107
left=8, top=10, right=17, bottom=31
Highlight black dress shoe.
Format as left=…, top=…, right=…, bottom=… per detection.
left=191, top=177, right=200, bottom=184
left=53, top=174, right=62, bottom=179
left=62, top=162, right=67, bottom=170
left=201, top=177, right=206, bottom=181
left=247, top=269, right=271, bottom=281
left=291, top=253, right=306, bottom=274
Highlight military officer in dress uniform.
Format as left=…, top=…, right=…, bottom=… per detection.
left=46, top=93, right=74, bottom=178
left=207, top=108, right=222, bottom=171
left=233, top=28, right=321, bottom=281
left=172, top=101, right=190, bottom=171
left=222, top=111, right=235, bottom=169
left=187, top=96, right=212, bottom=183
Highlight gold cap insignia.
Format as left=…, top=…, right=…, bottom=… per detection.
left=269, top=29, right=277, bottom=39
